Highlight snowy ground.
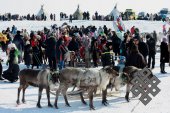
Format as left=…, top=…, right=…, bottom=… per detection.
left=0, top=20, right=170, bottom=113
left=0, top=20, right=166, bottom=33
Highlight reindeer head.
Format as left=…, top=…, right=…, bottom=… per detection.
left=49, top=71, right=60, bottom=91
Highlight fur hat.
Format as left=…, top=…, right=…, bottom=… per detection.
left=26, top=40, right=30, bottom=45
left=36, top=35, right=41, bottom=40
left=8, top=43, right=17, bottom=49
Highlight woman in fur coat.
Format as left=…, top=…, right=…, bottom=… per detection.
left=2, top=43, right=20, bottom=82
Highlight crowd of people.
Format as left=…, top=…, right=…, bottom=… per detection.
left=0, top=13, right=56, bottom=21
left=0, top=23, right=170, bottom=83
left=0, top=11, right=167, bottom=21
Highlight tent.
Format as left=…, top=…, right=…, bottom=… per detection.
left=73, top=5, right=83, bottom=20
left=109, top=4, right=121, bottom=21
left=37, top=5, right=47, bottom=19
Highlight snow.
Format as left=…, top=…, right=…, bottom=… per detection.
left=0, top=20, right=170, bottom=113
left=0, top=20, right=165, bottom=33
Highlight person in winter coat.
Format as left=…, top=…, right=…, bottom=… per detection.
left=11, top=25, right=17, bottom=35
left=120, top=33, right=129, bottom=58
left=126, top=44, right=146, bottom=69
left=45, top=35, right=57, bottom=70
left=130, top=26, right=135, bottom=36
left=0, top=57, right=3, bottom=80
left=91, top=38, right=99, bottom=67
left=58, top=39, right=68, bottom=70
left=0, top=32, right=9, bottom=52
left=24, top=40, right=32, bottom=68
left=101, top=41, right=114, bottom=67
left=160, top=38, right=169, bottom=73
left=133, top=35, right=149, bottom=63
left=111, top=31, right=121, bottom=60
left=2, top=43, right=20, bottom=82
left=68, top=36, right=79, bottom=52
left=146, top=34, right=156, bottom=69
left=30, top=35, right=41, bottom=69
left=153, top=30, right=157, bottom=45
left=13, top=31, right=24, bottom=63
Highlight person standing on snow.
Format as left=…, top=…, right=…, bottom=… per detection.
left=12, top=31, right=24, bottom=63
left=126, top=44, right=146, bottom=69
left=133, top=35, right=149, bottom=63
left=45, top=34, right=57, bottom=71
left=146, top=34, right=156, bottom=69
left=101, top=41, right=114, bottom=67
left=23, top=40, right=32, bottom=68
left=160, top=38, right=169, bottom=73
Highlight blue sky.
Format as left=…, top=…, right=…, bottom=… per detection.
left=0, top=0, right=169, bottom=15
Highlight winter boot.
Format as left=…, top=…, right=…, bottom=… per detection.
left=160, top=63, right=164, bottom=73
left=162, top=63, right=167, bottom=73
left=0, top=76, right=4, bottom=80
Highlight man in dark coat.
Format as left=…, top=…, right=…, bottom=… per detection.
left=45, top=35, right=57, bottom=70
left=101, top=41, right=114, bottom=67
left=13, top=31, right=24, bottom=63
left=146, top=34, right=156, bottom=69
left=133, top=36, right=149, bottom=63
left=160, top=38, right=169, bottom=73
left=126, top=44, right=146, bottom=69
left=68, top=36, right=79, bottom=52
left=24, top=41, right=32, bottom=68
left=111, top=31, right=121, bottom=60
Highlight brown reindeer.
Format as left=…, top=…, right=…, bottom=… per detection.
left=54, top=66, right=119, bottom=110
left=16, top=69, right=59, bottom=108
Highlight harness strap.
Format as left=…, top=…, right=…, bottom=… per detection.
left=99, top=72, right=102, bottom=85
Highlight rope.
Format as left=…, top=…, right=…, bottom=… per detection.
left=131, top=100, right=141, bottom=113
left=33, top=53, right=42, bottom=66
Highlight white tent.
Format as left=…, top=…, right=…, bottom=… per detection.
left=37, top=5, right=47, bottom=19
left=109, top=4, right=121, bottom=21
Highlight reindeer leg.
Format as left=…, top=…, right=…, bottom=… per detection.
left=16, top=85, right=23, bottom=105
left=64, top=95, right=71, bottom=107
left=102, top=89, right=108, bottom=106
left=62, top=86, right=71, bottom=107
left=22, top=84, right=28, bottom=103
left=89, top=88, right=95, bottom=110
left=80, top=92, right=87, bottom=105
left=37, top=87, right=43, bottom=108
left=54, top=89, right=60, bottom=109
left=125, top=83, right=131, bottom=102
left=46, top=87, right=53, bottom=107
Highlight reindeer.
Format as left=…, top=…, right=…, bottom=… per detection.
left=111, top=66, right=154, bottom=102
left=54, top=66, right=119, bottom=110
left=16, top=69, right=59, bottom=108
